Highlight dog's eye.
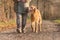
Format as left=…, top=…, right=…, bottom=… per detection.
left=31, top=7, right=33, bottom=9
left=30, top=7, right=32, bottom=8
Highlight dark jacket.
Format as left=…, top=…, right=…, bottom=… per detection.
left=13, top=0, right=31, bottom=13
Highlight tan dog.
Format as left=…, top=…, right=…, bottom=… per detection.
left=30, top=5, right=42, bottom=33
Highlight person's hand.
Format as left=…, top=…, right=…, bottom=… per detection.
left=17, top=0, right=26, bottom=2
left=17, top=0, right=21, bottom=1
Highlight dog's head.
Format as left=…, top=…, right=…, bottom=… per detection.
left=29, top=5, right=37, bottom=13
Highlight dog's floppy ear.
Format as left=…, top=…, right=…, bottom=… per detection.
left=34, top=8, right=36, bottom=12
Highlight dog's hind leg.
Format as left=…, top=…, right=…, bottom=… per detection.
left=40, top=23, right=42, bottom=32
left=39, top=20, right=42, bottom=32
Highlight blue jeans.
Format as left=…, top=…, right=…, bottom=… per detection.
left=16, top=13, right=28, bottom=32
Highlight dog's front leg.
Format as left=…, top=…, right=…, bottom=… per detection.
left=35, top=21, right=39, bottom=33
left=31, top=22, right=35, bottom=32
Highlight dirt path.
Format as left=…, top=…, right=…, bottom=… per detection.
left=0, top=20, right=60, bottom=40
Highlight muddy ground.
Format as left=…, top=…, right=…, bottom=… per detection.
left=0, top=20, right=60, bottom=40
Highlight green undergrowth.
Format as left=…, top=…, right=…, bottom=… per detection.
left=53, top=19, right=60, bottom=24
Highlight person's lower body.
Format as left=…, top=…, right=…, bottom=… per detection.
left=16, top=13, right=28, bottom=33
left=22, top=14, right=28, bottom=33
left=16, top=13, right=21, bottom=33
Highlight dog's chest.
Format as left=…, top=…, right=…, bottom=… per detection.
left=31, top=12, right=39, bottom=22
left=31, top=14, right=35, bottom=22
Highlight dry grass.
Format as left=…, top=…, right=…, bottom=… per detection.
left=0, top=19, right=16, bottom=31
left=0, top=18, right=30, bottom=31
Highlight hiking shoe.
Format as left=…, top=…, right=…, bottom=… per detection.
left=16, top=29, right=21, bottom=33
